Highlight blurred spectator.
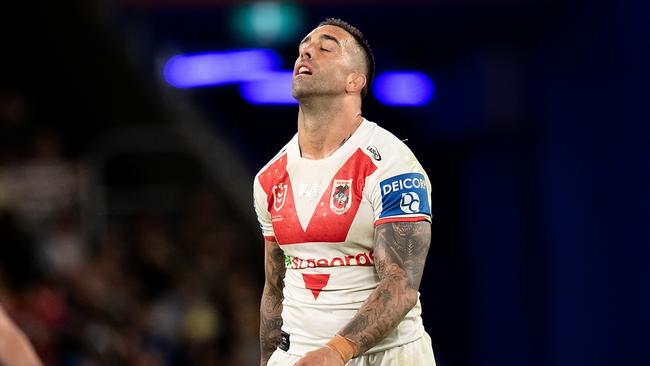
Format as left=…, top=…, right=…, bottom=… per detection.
left=3, top=129, right=81, bottom=229
left=0, top=115, right=260, bottom=365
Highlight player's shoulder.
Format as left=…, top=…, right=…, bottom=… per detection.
left=254, top=136, right=294, bottom=180
left=362, top=120, right=419, bottom=163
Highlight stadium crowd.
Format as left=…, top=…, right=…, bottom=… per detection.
left=0, top=90, right=261, bottom=365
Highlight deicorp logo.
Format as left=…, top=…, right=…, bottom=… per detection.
left=380, top=173, right=430, bottom=218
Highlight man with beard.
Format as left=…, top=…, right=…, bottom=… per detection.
left=254, top=18, right=436, bottom=366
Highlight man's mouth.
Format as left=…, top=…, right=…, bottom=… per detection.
left=295, top=64, right=313, bottom=76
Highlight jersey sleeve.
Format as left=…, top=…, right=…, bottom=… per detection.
left=365, top=140, right=432, bottom=226
left=253, top=175, right=276, bottom=241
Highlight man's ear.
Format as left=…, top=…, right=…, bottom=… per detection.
left=345, top=73, right=367, bottom=95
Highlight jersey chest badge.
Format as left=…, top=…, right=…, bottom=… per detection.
left=272, top=182, right=288, bottom=212
left=330, top=179, right=352, bottom=215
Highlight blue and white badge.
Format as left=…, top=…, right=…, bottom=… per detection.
left=379, top=173, right=431, bottom=218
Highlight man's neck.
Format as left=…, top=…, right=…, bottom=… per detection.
left=297, top=97, right=362, bottom=160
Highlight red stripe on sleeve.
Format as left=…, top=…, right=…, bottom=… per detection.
left=374, top=216, right=431, bottom=227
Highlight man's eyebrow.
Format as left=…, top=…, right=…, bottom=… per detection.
left=320, top=34, right=341, bottom=47
left=299, top=33, right=342, bottom=47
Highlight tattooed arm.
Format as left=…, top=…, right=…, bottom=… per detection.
left=295, top=221, right=431, bottom=365
left=339, top=220, right=431, bottom=355
left=260, top=239, right=286, bottom=366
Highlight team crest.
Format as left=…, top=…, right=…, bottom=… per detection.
left=272, top=183, right=288, bottom=212
left=330, top=179, right=352, bottom=215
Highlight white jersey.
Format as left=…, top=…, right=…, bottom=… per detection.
left=253, top=119, right=432, bottom=355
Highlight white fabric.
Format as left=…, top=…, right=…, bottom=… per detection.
left=253, top=119, right=433, bottom=355
left=267, top=333, right=436, bottom=366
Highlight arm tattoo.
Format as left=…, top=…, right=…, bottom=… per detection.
left=339, top=221, right=431, bottom=355
left=260, top=240, right=286, bottom=365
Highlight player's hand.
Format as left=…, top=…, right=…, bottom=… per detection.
left=294, top=346, right=345, bottom=366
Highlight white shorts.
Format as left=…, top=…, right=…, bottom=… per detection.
left=267, top=332, right=436, bottom=366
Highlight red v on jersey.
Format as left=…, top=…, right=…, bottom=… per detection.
left=301, top=273, right=330, bottom=300
left=259, top=149, right=377, bottom=244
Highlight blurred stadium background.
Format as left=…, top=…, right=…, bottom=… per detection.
left=0, top=0, right=648, bottom=365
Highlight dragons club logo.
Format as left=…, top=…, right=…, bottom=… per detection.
left=272, top=182, right=288, bottom=212
left=330, top=179, right=352, bottom=215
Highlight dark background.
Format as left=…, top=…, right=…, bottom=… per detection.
left=0, top=0, right=648, bottom=365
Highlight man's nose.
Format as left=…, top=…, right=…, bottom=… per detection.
left=299, top=46, right=312, bottom=60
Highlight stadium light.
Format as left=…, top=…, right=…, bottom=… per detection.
left=163, top=50, right=435, bottom=107
left=163, top=49, right=282, bottom=88
left=240, top=71, right=298, bottom=105
left=230, top=2, right=304, bottom=45
left=372, top=72, right=435, bottom=106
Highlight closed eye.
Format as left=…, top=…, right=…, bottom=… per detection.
left=320, top=47, right=330, bottom=52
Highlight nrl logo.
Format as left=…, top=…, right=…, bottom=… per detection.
left=272, top=183, right=288, bottom=212
left=330, top=179, right=352, bottom=215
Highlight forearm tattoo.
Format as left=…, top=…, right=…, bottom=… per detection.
left=260, top=241, right=286, bottom=365
left=339, top=221, right=431, bottom=355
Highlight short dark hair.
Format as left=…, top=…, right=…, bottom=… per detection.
left=318, top=18, right=375, bottom=98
